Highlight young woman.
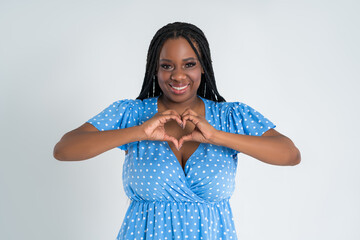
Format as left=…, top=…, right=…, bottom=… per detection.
left=54, top=22, right=301, bottom=240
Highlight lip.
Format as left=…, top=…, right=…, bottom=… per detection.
left=169, top=83, right=189, bottom=88
left=168, top=83, right=190, bottom=95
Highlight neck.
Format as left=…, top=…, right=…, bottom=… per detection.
left=158, top=94, right=201, bottom=114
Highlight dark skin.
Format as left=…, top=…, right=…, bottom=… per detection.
left=155, top=37, right=206, bottom=169
left=54, top=37, right=301, bottom=170
left=139, top=37, right=301, bottom=170
left=156, top=98, right=205, bottom=170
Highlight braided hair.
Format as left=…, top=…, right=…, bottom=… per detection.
left=136, top=22, right=226, bottom=102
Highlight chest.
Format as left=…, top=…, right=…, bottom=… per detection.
left=164, top=121, right=200, bottom=170
left=123, top=139, right=238, bottom=202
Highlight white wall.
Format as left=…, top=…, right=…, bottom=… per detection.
left=1, top=0, right=359, bottom=239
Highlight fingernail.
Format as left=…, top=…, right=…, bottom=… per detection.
left=179, top=144, right=182, bottom=149
left=180, top=123, right=183, bottom=128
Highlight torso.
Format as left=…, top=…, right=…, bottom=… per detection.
left=164, top=121, right=201, bottom=170
left=158, top=97, right=205, bottom=171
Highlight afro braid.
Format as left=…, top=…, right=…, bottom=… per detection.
left=136, top=22, right=226, bottom=102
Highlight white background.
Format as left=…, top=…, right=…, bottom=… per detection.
left=1, top=0, right=359, bottom=239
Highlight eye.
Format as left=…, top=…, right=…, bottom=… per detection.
left=160, top=64, right=173, bottom=70
left=185, top=62, right=196, bottom=68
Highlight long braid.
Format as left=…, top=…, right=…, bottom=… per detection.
left=136, top=22, right=226, bottom=102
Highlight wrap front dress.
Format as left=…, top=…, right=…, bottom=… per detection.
left=87, top=95, right=276, bottom=240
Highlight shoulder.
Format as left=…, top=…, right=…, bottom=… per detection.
left=111, top=97, right=159, bottom=121
left=204, top=97, right=265, bottom=122
left=202, top=97, right=245, bottom=114
left=110, top=98, right=142, bottom=107
left=107, top=98, right=147, bottom=112
left=91, top=98, right=145, bottom=121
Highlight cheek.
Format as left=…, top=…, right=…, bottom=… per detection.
left=157, top=71, right=169, bottom=81
left=188, top=70, right=202, bottom=82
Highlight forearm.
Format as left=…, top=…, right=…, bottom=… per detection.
left=54, top=126, right=146, bottom=161
left=209, top=130, right=300, bottom=166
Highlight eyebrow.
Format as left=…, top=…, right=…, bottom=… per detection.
left=159, top=57, right=197, bottom=62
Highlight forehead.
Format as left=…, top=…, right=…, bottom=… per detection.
left=159, top=37, right=199, bottom=59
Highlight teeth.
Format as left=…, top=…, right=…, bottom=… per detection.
left=171, top=85, right=188, bottom=90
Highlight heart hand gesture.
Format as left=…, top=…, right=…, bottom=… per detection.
left=178, top=108, right=217, bottom=148
left=139, top=109, right=183, bottom=150
left=140, top=107, right=218, bottom=150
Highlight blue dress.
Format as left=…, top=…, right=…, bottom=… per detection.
left=87, top=95, right=276, bottom=240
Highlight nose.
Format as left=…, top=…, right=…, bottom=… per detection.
left=170, top=69, right=186, bottom=81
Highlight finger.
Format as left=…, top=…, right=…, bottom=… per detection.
left=182, top=118, right=186, bottom=129
left=163, top=134, right=179, bottom=150
left=160, top=114, right=183, bottom=128
left=181, top=112, right=200, bottom=121
left=181, top=111, right=200, bottom=128
left=158, top=114, right=183, bottom=126
left=178, top=134, right=193, bottom=149
left=160, top=109, right=182, bottom=118
left=181, top=108, right=198, bottom=118
left=172, top=139, right=180, bottom=151
left=159, top=111, right=183, bottom=127
left=181, top=114, right=201, bottom=127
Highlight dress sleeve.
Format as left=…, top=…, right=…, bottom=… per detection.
left=220, top=101, right=276, bottom=155
left=86, top=99, right=140, bottom=151
left=227, top=102, right=276, bottom=136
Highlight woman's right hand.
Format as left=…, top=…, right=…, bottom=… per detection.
left=140, top=109, right=183, bottom=150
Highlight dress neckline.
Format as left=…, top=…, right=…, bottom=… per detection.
left=154, top=95, right=208, bottom=176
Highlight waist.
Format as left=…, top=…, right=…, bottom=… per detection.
left=129, top=197, right=231, bottom=205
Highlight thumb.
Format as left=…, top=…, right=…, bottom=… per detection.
left=178, top=134, right=193, bottom=149
left=163, top=134, right=180, bottom=150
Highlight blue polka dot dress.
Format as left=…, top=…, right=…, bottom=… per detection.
left=87, top=95, right=276, bottom=240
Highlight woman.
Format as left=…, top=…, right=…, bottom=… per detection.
left=54, top=22, right=301, bottom=239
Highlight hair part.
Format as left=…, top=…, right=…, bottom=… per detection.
left=136, top=22, right=226, bottom=102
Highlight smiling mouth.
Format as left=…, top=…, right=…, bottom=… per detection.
left=168, top=83, right=190, bottom=94
left=169, top=84, right=190, bottom=90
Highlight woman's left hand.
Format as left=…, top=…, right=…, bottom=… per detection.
left=178, top=108, right=217, bottom=149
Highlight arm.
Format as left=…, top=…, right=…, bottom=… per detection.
left=53, top=109, right=183, bottom=161
left=209, top=128, right=301, bottom=166
left=53, top=123, right=145, bottom=161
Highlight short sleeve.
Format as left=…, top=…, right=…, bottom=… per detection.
left=221, top=102, right=276, bottom=155
left=86, top=99, right=140, bottom=151
left=227, top=102, right=276, bottom=136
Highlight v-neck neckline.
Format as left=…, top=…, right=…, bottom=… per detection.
left=154, top=95, right=208, bottom=176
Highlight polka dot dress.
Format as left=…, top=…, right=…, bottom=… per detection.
left=87, top=95, right=276, bottom=240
